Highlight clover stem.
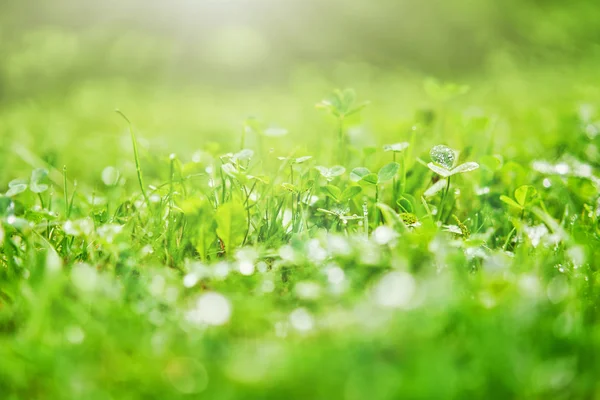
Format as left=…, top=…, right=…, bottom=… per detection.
left=338, top=116, right=345, bottom=165
left=38, top=193, right=45, bottom=209
left=401, top=152, right=407, bottom=196
left=63, top=166, right=69, bottom=218
left=392, top=153, right=397, bottom=208
left=438, top=177, right=451, bottom=222
left=503, top=227, right=517, bottom=251
left=362, top=201, right=369, bottom=239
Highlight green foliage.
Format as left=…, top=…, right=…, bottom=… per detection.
left=215, top=201, right=247, bottom=256
left=316, top=88, right=370, bottom=119
left=1, top=57, right=600, bottom=400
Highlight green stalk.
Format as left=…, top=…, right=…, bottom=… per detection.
left=62, top=166, right=69, bottom=218
left=338, top=116, right=345, bottom=165
left=438, top=177, right=451, bottom=222
left=362, top=201, right=369, bottom=239
left=392, top=152, right=397, bottom=208
left=116, top=110, right=149, bottom=208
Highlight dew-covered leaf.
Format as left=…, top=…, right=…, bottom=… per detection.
left=450, top=162, right=479, bottom=175
left=429, top=145, right=456, bottom=169
left=426, top=163, right=452, bottom=178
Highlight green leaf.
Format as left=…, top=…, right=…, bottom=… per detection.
left=378, top=162, right=400, bottom=182
left=216, top=201, right=247, bottom=256
left=514, top=185, right=537, bottom=207
left=234, top=149, right=254, bottom=161
left=396, top=194, right=416, bottom=213
left=360, top=173, right=379, bottom=185
left=329, top=165, right=346, bottom=177
left=383, top=142, right=409, bottom=152
left=30, top=168, right=49, bottom=193
left=320, top=185, right=342, bottom=202
left=0, top=196, right=14, bottom=217
left=281, top=183, right=299, bottom=194
left=450, top=162, right=479, bottom=175
left=340, top=185, right=362, bottom=202
left=424, top=179, right=448, bottom=198
left=376, top=203, right=406, bottom=232
left=222, top=163, right=248, bottom=184
left=181, top=197, right=217, bottom=261
left=294, top=156, right=313, bottom=164
left=424, top=78, right=470, bottom=102
left=346, top=101, right=370, bottom=117
left=426, top=163, right=452, bottom=178
left=6, top=179, right=28, bottom=197
left=315, top=166, right=346, bottom=181
left=316, top=88, right=369, bottom=118
left=500, top=195, right=523, bottom=210
left=350, top=167, right=371, bottom=182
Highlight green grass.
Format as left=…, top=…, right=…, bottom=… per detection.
left=2, top=63, right=600, bottom=399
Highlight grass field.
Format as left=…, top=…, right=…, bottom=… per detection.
left=3, top=2, right=600, bottom=399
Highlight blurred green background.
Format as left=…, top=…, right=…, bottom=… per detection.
left=1, top=0, right=600, bottom=183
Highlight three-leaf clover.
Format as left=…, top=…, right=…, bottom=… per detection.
left=316, top=88, right=370, bottom=119
left=30, top=168, right=50, bottom=193
left=427, top=145, right=479, bottom=178
left=315, top=166, right=346, bottom=181
left=383, top=142, right=410, bottom=153
left=500, top=185, right=538, bottom=211
left=350, top=163, right=400, bottom=186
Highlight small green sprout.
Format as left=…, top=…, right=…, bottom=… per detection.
left=500, top=185, right=538, bottom=212
left=350, top=163, right=400, bottom=186
left=30, top=168, right=50, bottom=194
left=315, top=166, right=346, bottom=181
left=427, top=145, right=479, bottom=178
left=426, top=145, right=479, bottom=222
left=320, top=185, right=362, bottom=203
left=424, top=78, right=470, bottom=102
left=315, top=88, right=370, bottom=119
left=316, top=88, right=370, bottom=164
left=383, top=142, right=410, bottom=153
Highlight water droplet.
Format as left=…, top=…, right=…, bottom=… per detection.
left=430, top=145, right=455, bottom=169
